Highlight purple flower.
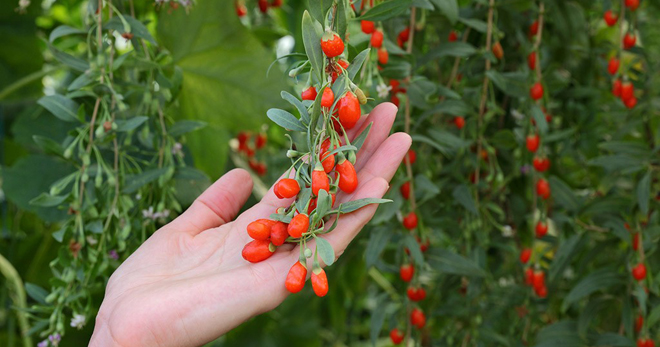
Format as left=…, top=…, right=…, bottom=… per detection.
left=48, top=333, right=61, bottom=346
left=520, top=164, right=531, bottom=175
left=109, top=250, right=119, bottom=260
left=37, top=340, right=48, bottom=347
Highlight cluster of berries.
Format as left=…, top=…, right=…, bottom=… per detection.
left=604, top=1, right=640, bottom=109
left=235, top=0, right=283, bottom=18
left=234, top=131, right=268, bottom=176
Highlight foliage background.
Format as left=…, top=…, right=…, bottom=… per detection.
left=1, top=0, right=660, bottom=346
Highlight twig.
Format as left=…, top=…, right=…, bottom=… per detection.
left=446, top=28, right=472, bottom=89
left=157, top=107, right=168, bottom=167
left=0, top=254, right=32, bottom=347
left=533, top=2, right=545, bottom=82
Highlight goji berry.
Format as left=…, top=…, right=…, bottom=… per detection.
left=336, top=155, right=358, bottom=193
left=454, top=116, right=465, bottom=129
left=528, top=52, right=537, bottom=70
left=525, top=267, right=534, bottom=286
left=258, top=0, right=268, bottom=13
left=247, top=220, right=272, bottom=240
left=241, top=239, right=274, bottom=263
left=632, top=263, right=647, bottom=280
left=321, top=31, right=344, bottom=58
left=400, top=263, right=414, bottom=282
left=612, top=79, right=622, bottom=97
left=312, top=163, right=330, bottom=196
left=270, top=221, right=288, bottom=246
left=492, top=41, right=504, bottom=60
left=378, top=48, right=389, bottom=65
left=624, top=33, right=636, bottom=50
left=520, top=248, right=532, bottom=263
left=404, top=149, right=416, bottom=165
left=410, top=308, right=426, bottom=329
left=320, top=138, right=336, bottom=173
left=337, top=92, right=361, bottom=129
left=632, top=232, right=640, bottom=251
left=302, top=86, right=317, bottom=101
left=608, top=57, right=620, bottom=75
left=402, top=211, right=418, bottom=230
left=371, top=29, right=384, bottom=48
left=626, top=0, right=640, bottom=11
left=635, top=314, right=644, bottom=332
left=448, top=30, right=458, bottom=42
left=536, top=178, right=551, bottom=199
left=529, top=20, right=539, bottom=36
left=535, top=221, right=548, bottom=238
left=361, top=20, right=375, bottom=34
left=321, top=88, right=334, bottom=108
left=532, top=270, right=545, bottom=290
left=621, top=82, right=634, bottom=101
left=526, top=134, right=540, bottom=153
left=530, top=82, right=544, bottom=100
left=389, top=328, right=404, bottom=345
left=285, top=261, right=307, bottom=293
left=400, top=181, right=411, bottom=199
left=275, top=178, right=300, bottom=198
left=235, top=2, right=247, bottom=17
left=287, top=213, right=309, bottom=238
left=603, top=10, right=618, bottom=26
left=311, top=268, right=329, bottom=297
left=533, top=157, right=550, bottom=172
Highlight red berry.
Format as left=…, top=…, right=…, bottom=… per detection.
left=647, top=340, right=655, bottom=347
left=400, top=264, right=414, bottom=282
left=247, top=219, right=273, bottom=240
left=532, top=270, right=545, bottom=289
left=608, top=57, right=620, bottom=75
left=635, top=314, right=644, bottom=332
left=312, top=164, right=330, bottom=196
left=612, top=79, right=622, bottom=97
left=633, top=263, right=647, bottom=281
left=448, top=31, right=458, bottom=42
left=389, top=328, right=404, bottom=345
left=398, top=27, right=410, bottom=43
left=626, top=0, right=640, bottom=11
left=492, top=41, right=504, bottom=60
left=530, top=82, right=544, bottom=100
left=633, top=232, right=640, bottom=251
left=275, top=178, right=300, bottom=198
left=624, top=33, right=636, bottom=50
left=528, top=52, right=537, bottom=70
left=536, top=178, right=551, bottom=199
left=621, top=82, right=634, bottom=101
left=337, top=58, right=349, bottom=70
left=287, top=213, right=309, bottom=238
left=337, top=92, right=361, bottom=129
left=270, top=221, right=288, bottom=246
left=302, top=86, right=317, bottom=101
left=525, top=267, right=534, bottom=286
left=454, top=116, right=465, bottom=129
left=404, top=149, right=417, bottom=165
left=638, top=339, right=647, bottom=347
left=285, top=261, right=307, bottom=293
left=258, top=0, right=268, bottom=13
left=361, top=20, right=375, bottom=34
left=241, top=239, right=274, bottom=263
left=400, top=181, right=411, bottom=199
left=535, top=221, right=548, bottom=238
left=407, top=287, right=426, bottom=302
left=403, top=212, right=418, bottom=230
left=532, top=156, right=550, bottom=172
left=371, top=30, right=384, bottom=48
left=625, top=96, right=638, bottom=109
left=237, top=132, right=249, bottom=145
left=410, top=308, right=426, bottom=329
left=529, top=20, right=539, bottom=36
left=378, top=47, right=389, bottom=65
left=321, top=31, right=344, bottom=58
left=311, top=268, right=329, bottom=297
left=520, top=248, right=532, bottom=264
left=526, top=134, right=540, bottom=153
left=321, top=88, right=334, bottom=108
left=320, top=138, right=336, bottom=173
left=236, top=2, right=247, bottom=17
left=535, top=284, right=548, bottom=298
left=271, top=0, right=282, bottom=7
left=336, top=156, right=358, bottom=193
left=604, top=10, right=618, bottom=26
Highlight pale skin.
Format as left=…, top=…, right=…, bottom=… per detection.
left=90, top=103, right=411, bottom=346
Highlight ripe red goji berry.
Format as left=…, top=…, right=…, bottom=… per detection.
left=404, top=149, right=417, bottom=165
left=525, top=267, right=534, bottom=286
left=535, top=221, right=548, bottom=238
left=520, top=248, right=532, bottom=264
left=633, top=263, right=647, bottom=280
left=526, top=134, right=540, bottom=153
left=270, top=221, right=288, bottom=246
left=247, top=220, right=272, bottom=240
left=535, top=284, right=548, bottom=298
left=378, top=47, right=389, bottom=65
left=336, top=155, right=358, bottom=193
left=533, top=156, right=550, bottom=172
left=604, top=10, right=618, bottom=26
left=311, top=267, right=329, bottom=297
left=398, top=27, right=410, bottom=43
left=361, top=20, right=375, bottom=34
left=275, top=178, right=300, bottom=199
left=371, top=29, right=384, bottom=48
left=312, top=163, right=330, bottom=196
left=632, top=232, right=640, bottom=251
left=235, top=2, right=247, bottom=17
left=612, top=79, right=622, bottom=97
left=321, top=88, right=334, bottom=108
left=448, top=30, right=458, bottom=42
left=337, top=92, right=361, bottom=129
left=638, top=339, right=655, bottom=347
left=320, top=138, right=336, bottom=173
left=258, top=0, right=268, bottom=13
left=389, top=328, right=404, bottom=345
left=410, top=308, right=426, bottom=329
left=402, top=211, right=418, bottom=230
left=529, top=20, right=539, bottom=36
left=285, top=261, right=307, bottom=293
left=400, top=181, right=411, bottom=199
left=528, top=52, right=537, bottom=70
left=635, top=314, right=644, bottom=332
left=536, top=178, right=551, bottom=199
left=271, top=0, right=282, bottom=7
left=530, top=82, right=544, bottom=100
left=454, top=116, right=465, bottom=129
left=625, top=96, right=638, bottom=109
left=608, top=57, right=620, bottom=75
left=626, top=0, right=640, bottom=11
left=287, top=213, right=309, bottom=238
left=241, top=239, right=275, bottom=263
left=492, top=41, right=504, bottom=60
left=621, top=82, right=634, bottom=101
left=321, top=31, right=344, bottom=58
left=400, top=263, right=414, bottom=282
left=407, top=287, right=426, bottom=302
left=532, top=270, right=545, bottom=290
left=302, top=86, right=317, bottom=101
left=624, top=33, right=636, bottom=50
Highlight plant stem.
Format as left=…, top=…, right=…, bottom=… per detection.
left=0, top=253, right=32, bottom=347
left=0, top=66, right=59, bottom=101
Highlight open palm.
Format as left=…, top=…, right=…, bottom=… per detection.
left=90, top=103, right=411, bottom=347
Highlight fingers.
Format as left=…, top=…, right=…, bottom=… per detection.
left=171, top=169, right=253, bottom=236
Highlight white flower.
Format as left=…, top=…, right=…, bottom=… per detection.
left=498, top=277, right=515, bottom=287
left=142, top=206, right=155, bottom=219
left=376, top=83, right=392, bottom=99
left=501, top=225, right=513, bottom=237
left=172, top=142, right=183, bottom=156
left=511, top=109, right=525, bottom=121
left=71, top=313, right=86, bottom=329
left=86, top=236, right=98, bottom=245
left=563, top=267, right=575, bottom=280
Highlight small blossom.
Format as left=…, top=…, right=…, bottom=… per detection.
left=135, top=193, right=142, bottom=200
left=86, top=236, right=98, bottom=245
left=37, top=340, right=48, bottom=347
left=71, top=313, right=86, bottom=329
left=501, top=225, right=513, bottom=237
left=142, top=206, right=155, bottom=219
left=109, top=250, right=119, bottom=260
left=563, top=267, right=575, bottom=280
left=376, top=83, right=392, bottom=99
left=511, top=109, right=525, bottom=120
left=172, top=142, right=184, bottom=157
left=48, top=333, right=61, bottom=346
left=16, top=0, right=30, bottom=13
left=520, top=164, right=531, bottom=175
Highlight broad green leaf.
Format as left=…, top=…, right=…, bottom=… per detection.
left=25, top=283, right=49, bottom=304
left=535, top=321, right=582, bottom=347
left=174, top=167, right=211, bottom=206
left=453, top=184, right=478, bottom=214
left=281, top=91, right=310, bottom=125
left=37, top=94, right=80, bottom=122
left=421, top=42, right=476, bottom=65
left=437, top=84, right=461, bottom=99
left=32, top=135, right=63, bottom=155
left=338, top=198, right=391, bottom=214
left=599, top=141, right=651, bottom=158
left=336, top=0, right=348, bottom=41
left=578, top=298, right=610, bottom=338
left=315, top=237, right=335, bottom=266
left=412, top=0, right=434, bottom=10
left=49, top=25, right=86, bottom=42
left=122, top=167, right=169, bottom=193
left=432, top=0, right=458, bottom=24
left=562, top=269, right=625, bottom=310
left=370, top=294, right=388, bottom=346
left=549, top=176, right=580, bottom=212
left=302, top=11, right=324, bottom=83
left=428, top=249, right=487, bottom=277
left=307, top=0, right=333, bottom=24
left=267, top=108, right=307, bottom=132
left=169, top=120, right=207, bottom=137
left=593, top=333, right=634, bottom=347
left=48, top=44, right=89, bottom=72
left=415, top=174, right=440, bottom=203
left=29, top=193, right=66, bottom=207
left=348, top=48, right=370, bottom=81
left=358, top=0, right=413, bottom=21
left=588, top=155, right=645, bottom=172
left=315, top=189, right=332, bottom=219
left=458, top=17, right=487, bottom=33
left=637, top=171, right=650, bottom=214
left=531, top=104, right=548, bottom=134
left=115, top=116, right=148, bottom=132
left=549, top=234, right=582, bottom=282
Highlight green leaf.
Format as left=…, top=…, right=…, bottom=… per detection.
left=169, top=120, right=207, bottom=137
left=588, top=155, right=645, bottom=172
left=549, top=234, right=582, bottom=282
left=281, top=91, right=310, bottom=125
left=428, top=249, right=487, bottom=277
left=415, top=174, right=440, bottom=203
left=122, top=167, right=169, bottom=193
left=422, top=43, right=476, bottom=65
left=48, top=44, right=89, bottom=72
left=29, top=193, right=66, bottom=207
left=404, top=234, right=424, bottom=266
left=593, top=333, right=634, bottom=347
left=302, top=11, right=324, bottom=83
left=336, top=0, right=348, bottom=41
left=174, top=167, right=211, bottom=206
left=535, top=321, right=582, bottom=347
left=531, top=104, right=548, bottom=134
left=458, top=17, right=487, bottom=33
left=32, top=135, right=63, bottom=155
left=549, top=176, right=580, bottom=212
left=562, top=269, right=625, bottom=311
left=637, top=171, right=651, bottom=214
left=351, top=122, right=372, bottom=151
left=348, top=48, right=370, bottom=81
left=358, top=0, right=413, bottom=21
left=25, top=283, right=49, bottom=304
left=37, top=94, right=80, bottom=122
left=338, top=198, right=391, bottom=214
left=453, top=184, right=478, bottom=214
left=316, top=237, right=335, bottom=266
left=49, top=25, right=86, bottom=42
left=118, top=15, right=157, bottom=45
left=412, top=0, right=434, bottom=9
left=267, top=108, right=307, bottom=132
left=370, top=295, right=388, bottom=346
left=307, top=0, right=333, bottom=24
left=365, top=227, right=392, bottom=268
left=432, top=0, right=458, bottom=24
left=436, top=84, right=461, bottom=99
left=115, top=116, right=148, bottom=132
left=315, top=189, right=332, bottom=219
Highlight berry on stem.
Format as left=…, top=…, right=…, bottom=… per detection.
left=608, top=57, right=619, bottom=75
left=378, top=48, right=389, bottom=65
left=403, top=212, right=418, bottom=230
left=337, top=92, right=361, bottom=129
left=311, top=268, right=329, bottom=297
left=321, top=31, right=344, bottom=58
left=361, top=20, right=375, bottom=34
left=400, top=181, right=411, bottom=200
left=275, top=178, right=300, bottom=198
left=492, top=41, right=504, bottom=60
left=410, top=308, right=426, bottom=329
left=270, top=221, right=288, bottom=246
left=321, top=88, right=334, bottom=108
left=302, top=86, right=317, bottom=101
left=448, top=30, right=458, bottom=42
left=454, top=116, right=465, bottom=129
left=288, top=213, right=309, bottom=238
left=624, top=33, right=636, bottom=50
left=400, top=264, right=414, bottom=282
left=604, top=10, right=618, bottom=26
left=528, top=52, right=537, bottom=70
left=285, top=261, right=307, bottom=293
left=390, top=328, right=404, bottom=345
left=371, top=30, right=384, bottom=48
left=530, top=82, right=544, bottom=100
left=535, top=221, right=548, bottom=238
left=526, top=134, right=540, bottom=153
left=247, top=220, right=272, bottom=240
left=241, top=240, right=275, bottom=263
left=520, top=248, right=532, bottom=264
left=336, top=155, right=358, bottom=193
left=312, top=163, right=330, bottom=196
left=536, top=178, right=551, bottom=199
left=632, top=263, right=647, bottom=281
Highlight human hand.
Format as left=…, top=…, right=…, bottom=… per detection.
left=89, top=103, right=411, bottom=347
